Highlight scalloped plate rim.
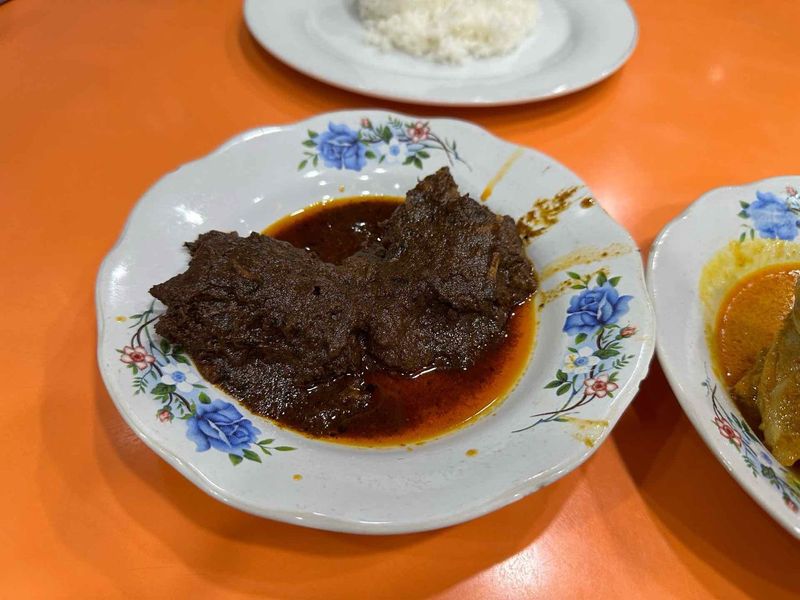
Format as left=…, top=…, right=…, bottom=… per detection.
left=242, top=0, right=639, bottom=106
left=647, top=176, right=800, bottom=540
left=96, top=110, right=655, bottom=534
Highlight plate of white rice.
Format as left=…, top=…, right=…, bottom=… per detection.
left=243, top=0, right=638, bottom=106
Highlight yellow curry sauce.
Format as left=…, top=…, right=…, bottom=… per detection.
left=701, top=240, right=800, bottom=470
left=715, top=264, right=800, bottom=387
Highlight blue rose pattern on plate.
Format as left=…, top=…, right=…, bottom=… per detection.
left=299, top=117, right=468, bottom=172
left=737, top=186, right=800, bottom=241
left=517, top=271, right=637, bottom=432
left=117, top=302, right=296, bottom=466
left=187, top=400, right=261, bottom=454
left=314, top=123, right=368, bottom=171
left=564, top=282, right=632, bottom=335
left=703, top=376, right=800, bottom=515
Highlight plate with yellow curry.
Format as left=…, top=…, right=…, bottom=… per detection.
left=649, top=177, right=800, bottom=539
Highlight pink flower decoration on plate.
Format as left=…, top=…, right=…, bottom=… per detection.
left=713, top=416, right=742, bottom=449
left=620, top=326, right=637, bottom=338
left=120, top=345, right=156, bottom=370
left=407, top=121, right=430, bottom=143
left=583, top=374, right=618, bottom=398
left=157, top=408, right=173, bottom=423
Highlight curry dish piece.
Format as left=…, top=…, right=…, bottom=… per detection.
left=717, top=265, right=800, bottom=467
left=150, top=168, right=537, bottom=443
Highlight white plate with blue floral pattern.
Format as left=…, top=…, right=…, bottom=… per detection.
left=649, top=178, right=800, bottom=540
left=96, top=110, right=655, bottom=534
left=243, top=0, right=638, bottom=106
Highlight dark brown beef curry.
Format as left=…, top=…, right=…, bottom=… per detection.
left=150, top=168, right=537, bottom=440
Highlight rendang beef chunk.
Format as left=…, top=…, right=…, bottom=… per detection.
left=151, top=231, right=366, bottom=399
left=150, top=168, right=537, bottom=437
left=349, top=167, right=535, bottom=372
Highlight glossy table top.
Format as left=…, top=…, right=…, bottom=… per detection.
left=2, top=1, right=799, bottom=597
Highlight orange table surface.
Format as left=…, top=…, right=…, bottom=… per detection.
left=3, top=0, right=800, bottom=598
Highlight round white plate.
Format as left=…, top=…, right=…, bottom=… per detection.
left=648, top=177, right=800, bottom=540
left=243, top=0, right=638, bottom=106
left=97, top=110, right=655, bottom=534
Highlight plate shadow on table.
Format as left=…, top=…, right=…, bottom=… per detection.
left=612, top=360, right=800, bottom=598
left=36, top=294, right=576, bottom=599
left=90, top=375, right=573, bottom=598
left=233, top=20, right=623, bottom=128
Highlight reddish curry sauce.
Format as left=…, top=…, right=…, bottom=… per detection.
left=263, top=196, right=536, bottom=446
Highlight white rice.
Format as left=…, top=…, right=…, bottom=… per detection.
left=357, top=0, right=540, bottom=64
